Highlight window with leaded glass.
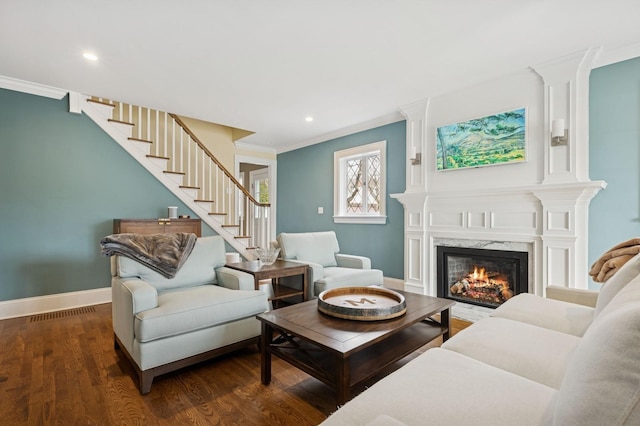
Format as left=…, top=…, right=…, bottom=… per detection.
left=333, top=141, right=386, bottom=224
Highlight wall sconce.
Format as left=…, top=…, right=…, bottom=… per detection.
left=551, top=118, right=568, bottom=146
left=409, top=146, right=421, bottom=165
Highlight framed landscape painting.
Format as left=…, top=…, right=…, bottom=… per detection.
left=436, top=108, right=526, bottom=171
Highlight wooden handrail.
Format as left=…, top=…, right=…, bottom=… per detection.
left=91, top=95, right=272, bottom=248
left=169, top=113, right=270, bottom=208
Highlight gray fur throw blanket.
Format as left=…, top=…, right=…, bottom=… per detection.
left=100, top=232, right=197, bottom=278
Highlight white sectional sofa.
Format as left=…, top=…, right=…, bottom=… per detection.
left=321, top=253, right=640, bottom=425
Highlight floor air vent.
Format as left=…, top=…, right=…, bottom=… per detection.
left=30, top=306, right=97, bottom=322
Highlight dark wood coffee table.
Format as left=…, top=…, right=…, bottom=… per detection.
left=257, top=290, right=455, bottom=405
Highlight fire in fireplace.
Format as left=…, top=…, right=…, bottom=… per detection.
left=436, top=246, right=528, bottom=308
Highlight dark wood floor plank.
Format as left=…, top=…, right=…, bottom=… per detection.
left=0, top=302, right=470, bottom=425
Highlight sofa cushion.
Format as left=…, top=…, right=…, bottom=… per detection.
left=320, top=348, right=556, bottom=426
left=593, top=251, right=640, bottom=318
left=134, top=285, right=268, bottom=342
left=490, top=293, right=594, bottom=336
left=442, top=317, right=580, bottom=389
left=277, top=232, right=339, bottom=267
left=314, top=267, right=384, bottom=296
left=553, top=279, right=640, bottom=425
left=117, top=236, right=227, bottom=291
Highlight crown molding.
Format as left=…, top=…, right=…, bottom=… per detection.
left=277, top=111, right=405, bottom=154
left=593, top=42, right=640, bottom=68
left=0, top=75, right=68, bottom=99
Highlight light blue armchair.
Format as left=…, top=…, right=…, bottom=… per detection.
left=276, top=231, right=384, bottom=297
left=111, top=235, right=269, bottom=394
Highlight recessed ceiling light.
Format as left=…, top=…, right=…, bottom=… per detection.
left=305, top=116, right=314, bottom=122
left=83, top=52, right=98, bottom=61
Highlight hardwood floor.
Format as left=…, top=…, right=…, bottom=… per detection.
left=0, top=303, right=470, bottom=425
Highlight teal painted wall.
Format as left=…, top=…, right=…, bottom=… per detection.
left=589, top=56, right=640, bottom=287
left=6, top=55, right=635, bottom=300
left=0, top=89, right=215, bottom=301
left=276, top=121, right=406, bottom=279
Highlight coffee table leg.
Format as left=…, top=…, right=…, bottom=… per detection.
left=261, top=322, right=273, bottom=385
left=441, top=307, right=451, bottom=342
left=335, top=355, right=350, bottom=406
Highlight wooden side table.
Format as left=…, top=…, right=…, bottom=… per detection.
left=224, top=260, right=308, bottom=307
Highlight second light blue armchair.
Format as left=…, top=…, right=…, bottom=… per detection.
left=276, top=231, right=384, bottom=297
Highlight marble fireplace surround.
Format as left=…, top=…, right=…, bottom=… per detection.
left=434, top=237, right=534, bottom=321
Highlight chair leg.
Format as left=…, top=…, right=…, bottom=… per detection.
left=139, top=370, right=154, bottom=395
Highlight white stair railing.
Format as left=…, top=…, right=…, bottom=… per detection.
left=93, top=97, right=271, bottom=249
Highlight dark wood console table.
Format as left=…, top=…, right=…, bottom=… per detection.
left=113, top=218, right=201, bottom=236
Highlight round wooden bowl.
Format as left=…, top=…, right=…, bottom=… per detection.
left=317, top=287, right=407, bottom=321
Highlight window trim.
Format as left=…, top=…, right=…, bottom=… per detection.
left=333, top=140, right=387, bottom=224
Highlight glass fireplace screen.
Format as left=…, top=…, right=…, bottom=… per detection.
left=437, top=246, right=528, bottom=308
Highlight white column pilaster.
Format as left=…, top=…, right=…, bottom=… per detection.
left=391, top=98, right=430, bottom=294
left=532, top=48, right=600, bottom=184
left=399, top=99, right=429, bottom=192
left=533, top=182, right=605, bottom=290
left=532, top=48, right=604, bottom=290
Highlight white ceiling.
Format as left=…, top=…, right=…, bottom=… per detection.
left=1, top=1, right=639, bottom=152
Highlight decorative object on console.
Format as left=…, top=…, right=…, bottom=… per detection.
left=436, top=107, right=526, bottom=170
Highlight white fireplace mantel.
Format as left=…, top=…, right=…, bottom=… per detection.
left=392, top=180, right=605, bottom=297
left=393, top=48, right=607, bottom=305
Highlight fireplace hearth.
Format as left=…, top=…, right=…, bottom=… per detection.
left=437, top=246, right=528, bottom=309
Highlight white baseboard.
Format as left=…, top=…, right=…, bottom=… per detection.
left=383, top=276, right=405, bottom=291
left=0, top=287, right=112, bottom=320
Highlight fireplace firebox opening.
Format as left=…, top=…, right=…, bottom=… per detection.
left=436, top=246, right=528, bottom=309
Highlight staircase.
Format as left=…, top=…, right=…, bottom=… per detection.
left=82, top=96, right=270, bottom=259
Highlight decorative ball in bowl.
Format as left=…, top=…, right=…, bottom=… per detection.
left=255, top=247, right=280, bottom=265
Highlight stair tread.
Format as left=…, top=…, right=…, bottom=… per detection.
left=179, top=185, right=200, bottom=189
left=221, top=224, right=240, bottom=228
left=163, top=170, right=186, bottom=175
left=208, top=212, right=227, bottom=216
left=128, top=137, right=153, bottom=144
left=108, top=118, right=134, bottom=126
left=234, top=236, right=251, bottom=239
left=194, top=199, right=215, bottom=203
left=146, top=154, right=170, bottom=160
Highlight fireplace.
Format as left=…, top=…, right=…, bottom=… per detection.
left=436, top=246, right=528, bottom=309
